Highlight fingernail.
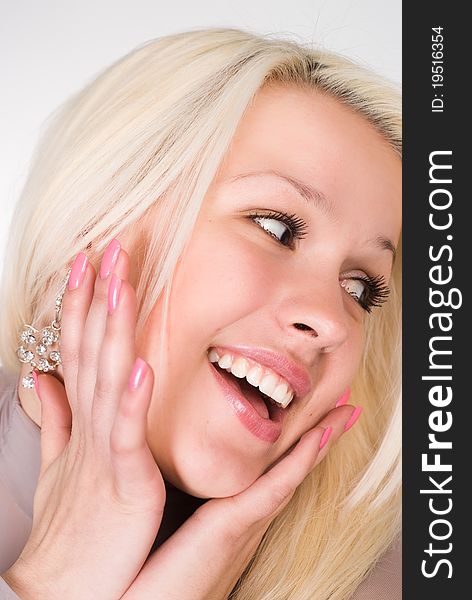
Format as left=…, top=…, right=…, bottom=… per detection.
left=99, top=238, right=121, bottom=280
left=32, top=370, right=41, bottom=400
left=319, top=426, right=333, bottom=450
left=344, top=406, right=363, bottom=432
left=108, top=274, right=122, bottom=315
left=68, top=252, right=88, bottom=290
left=128, top=358, right=149, bottom=392
left=335, top=388, right=350, bottom=407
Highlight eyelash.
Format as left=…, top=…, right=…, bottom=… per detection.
left=247, top=210, right=391, bottom=313
left=342, top=274, right=391, bottom=313
left=248, top=209, right=308, bottom=247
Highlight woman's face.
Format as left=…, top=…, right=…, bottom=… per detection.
left=138, top=85, right=401, bottom=498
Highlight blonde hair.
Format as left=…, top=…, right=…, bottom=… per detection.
left=0, top=28, right=401, bottom=599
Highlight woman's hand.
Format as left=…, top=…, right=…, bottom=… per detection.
left=2, top=238, right=360, bottom=600
left=2, top=241, right=166, bottom=600
left=120, top=404, right=358, bottom=600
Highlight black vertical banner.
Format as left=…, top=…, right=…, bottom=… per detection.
left=403, top=2, right=469, bottom=598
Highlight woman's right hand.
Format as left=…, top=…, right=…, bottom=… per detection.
left=2, top=240, right=165, bottom=600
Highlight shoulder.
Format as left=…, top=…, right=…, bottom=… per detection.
left=0, top=367, right=20, bottom=443
left=0, top=366, right=40, bottom=497
left=0, top=576, right=21, bottom=599
left=350, top=536, right=402, bottom=600
left=0, top=366, right=40, bottom=447
left=0, top=367, right=18, bottom=394
left=0, top=366, right=39, bottom=573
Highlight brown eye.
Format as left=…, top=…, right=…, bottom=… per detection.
left=341, top=275, right=391, bottom=313
left=248, top=210, right=308, bottom=249
left=252, top=216, right=293, bottom=245
left=341, top=278, right=366, bottom=302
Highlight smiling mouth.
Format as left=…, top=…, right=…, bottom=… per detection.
left=211, top=362, right=285, bottom=422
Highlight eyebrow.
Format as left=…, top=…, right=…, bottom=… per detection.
left=227, top=169, right=397, bottom=262
left=229, top=169, right=334, bottom=216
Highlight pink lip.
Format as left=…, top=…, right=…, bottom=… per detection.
left=211, top=344, right=312, bottom=401
left=208, top=361, right=284, bottom=444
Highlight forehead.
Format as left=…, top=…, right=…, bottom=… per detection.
left=216, top=84, right=402, bottom=245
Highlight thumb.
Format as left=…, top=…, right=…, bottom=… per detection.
left=34, top=371, right=72, bottom=476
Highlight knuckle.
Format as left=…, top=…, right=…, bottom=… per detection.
left=78, top=343, right=98, bottom=368
left=92, top=280, right=109, bottom=304
left=60, top=346, right=80, bottom=366
left=258, top=481, right=295, bottom=518
left=61, top=290, right=83, bottom=314
left=93, top=377, right=116, bottom=401
left=110, top=429, right=137, bottom=456
left=272, top=481, right=295, bottom=506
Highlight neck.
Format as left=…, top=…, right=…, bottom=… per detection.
left=150, top=479, right=208, bottom=552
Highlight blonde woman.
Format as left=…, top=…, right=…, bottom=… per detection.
left=0, top=28, right=401, bottom=599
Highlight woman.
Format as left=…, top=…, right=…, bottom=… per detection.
left=0, top=28, right=401, bottom=599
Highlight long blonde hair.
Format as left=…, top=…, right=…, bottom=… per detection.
left=0, top=28, right=401, bottom=599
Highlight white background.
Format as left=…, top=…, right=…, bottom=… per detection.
left=0, top=0, right=401, bottom=267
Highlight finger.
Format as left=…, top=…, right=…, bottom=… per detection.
left=226, top=404, right=360, bottom=525
left=76, top=240, right=127, bottom=426
left=36, top=372, right=72, bottom=477
left=109, top=359, right=165, bottom=504
left=314, top=404, right=363, bottom=464
left=59, top=256, right=95, bottom=414
left=92, top=272, right=137, bottom=443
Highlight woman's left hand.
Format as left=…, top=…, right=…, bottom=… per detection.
left=120, top=404, right=357, bottom=600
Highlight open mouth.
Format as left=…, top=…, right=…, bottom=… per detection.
left=211, top=362, right=285, bottom=423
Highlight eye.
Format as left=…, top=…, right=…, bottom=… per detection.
left=249, top=210, right=308, bottom=248
left=341, top=274, right=391, bottom=313
left=253, top=216, right=290, bottom=244
left=341, top=278, right=365, bottom=301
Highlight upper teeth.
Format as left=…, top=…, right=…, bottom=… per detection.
left=208, top=348, right=294, bottom=409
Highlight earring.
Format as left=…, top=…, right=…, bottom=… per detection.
left=17, top=268, right=72, bottom=388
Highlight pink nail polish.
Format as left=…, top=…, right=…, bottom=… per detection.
left=68, top=252, right=88, bottom=290
left=99, top=238, right=121, bottom=280
left=108, top=274, right=121, bottom=315
left=344, top=406, right=363, bottom=432
left=335, top=388, right=351, bottom=407
left=319, top=426, right=333, bottom=450
left=128, top=358, right=149, bottom=392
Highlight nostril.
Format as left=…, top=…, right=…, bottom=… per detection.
left=293, top=322, right=318, bottom=336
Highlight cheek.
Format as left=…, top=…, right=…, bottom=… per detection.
left=330, top=326, right=366, bottom=400
left=299, top=326, right=365, bottom=423
left=169, top=229, right=275, bottom=342
left=138, top=229, right=286, bottom=496
left=341, top=330, right=365, bottom=390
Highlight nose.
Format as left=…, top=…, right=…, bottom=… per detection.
left=276, top=277, right=349, bottom=354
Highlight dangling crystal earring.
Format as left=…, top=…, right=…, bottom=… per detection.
left=17, top=268, right=72, bottom=388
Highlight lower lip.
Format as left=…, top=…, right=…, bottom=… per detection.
left=208, top=361, right=284, bottom=444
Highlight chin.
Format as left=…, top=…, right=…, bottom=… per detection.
left=161, top=448, right=262, bottom=499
